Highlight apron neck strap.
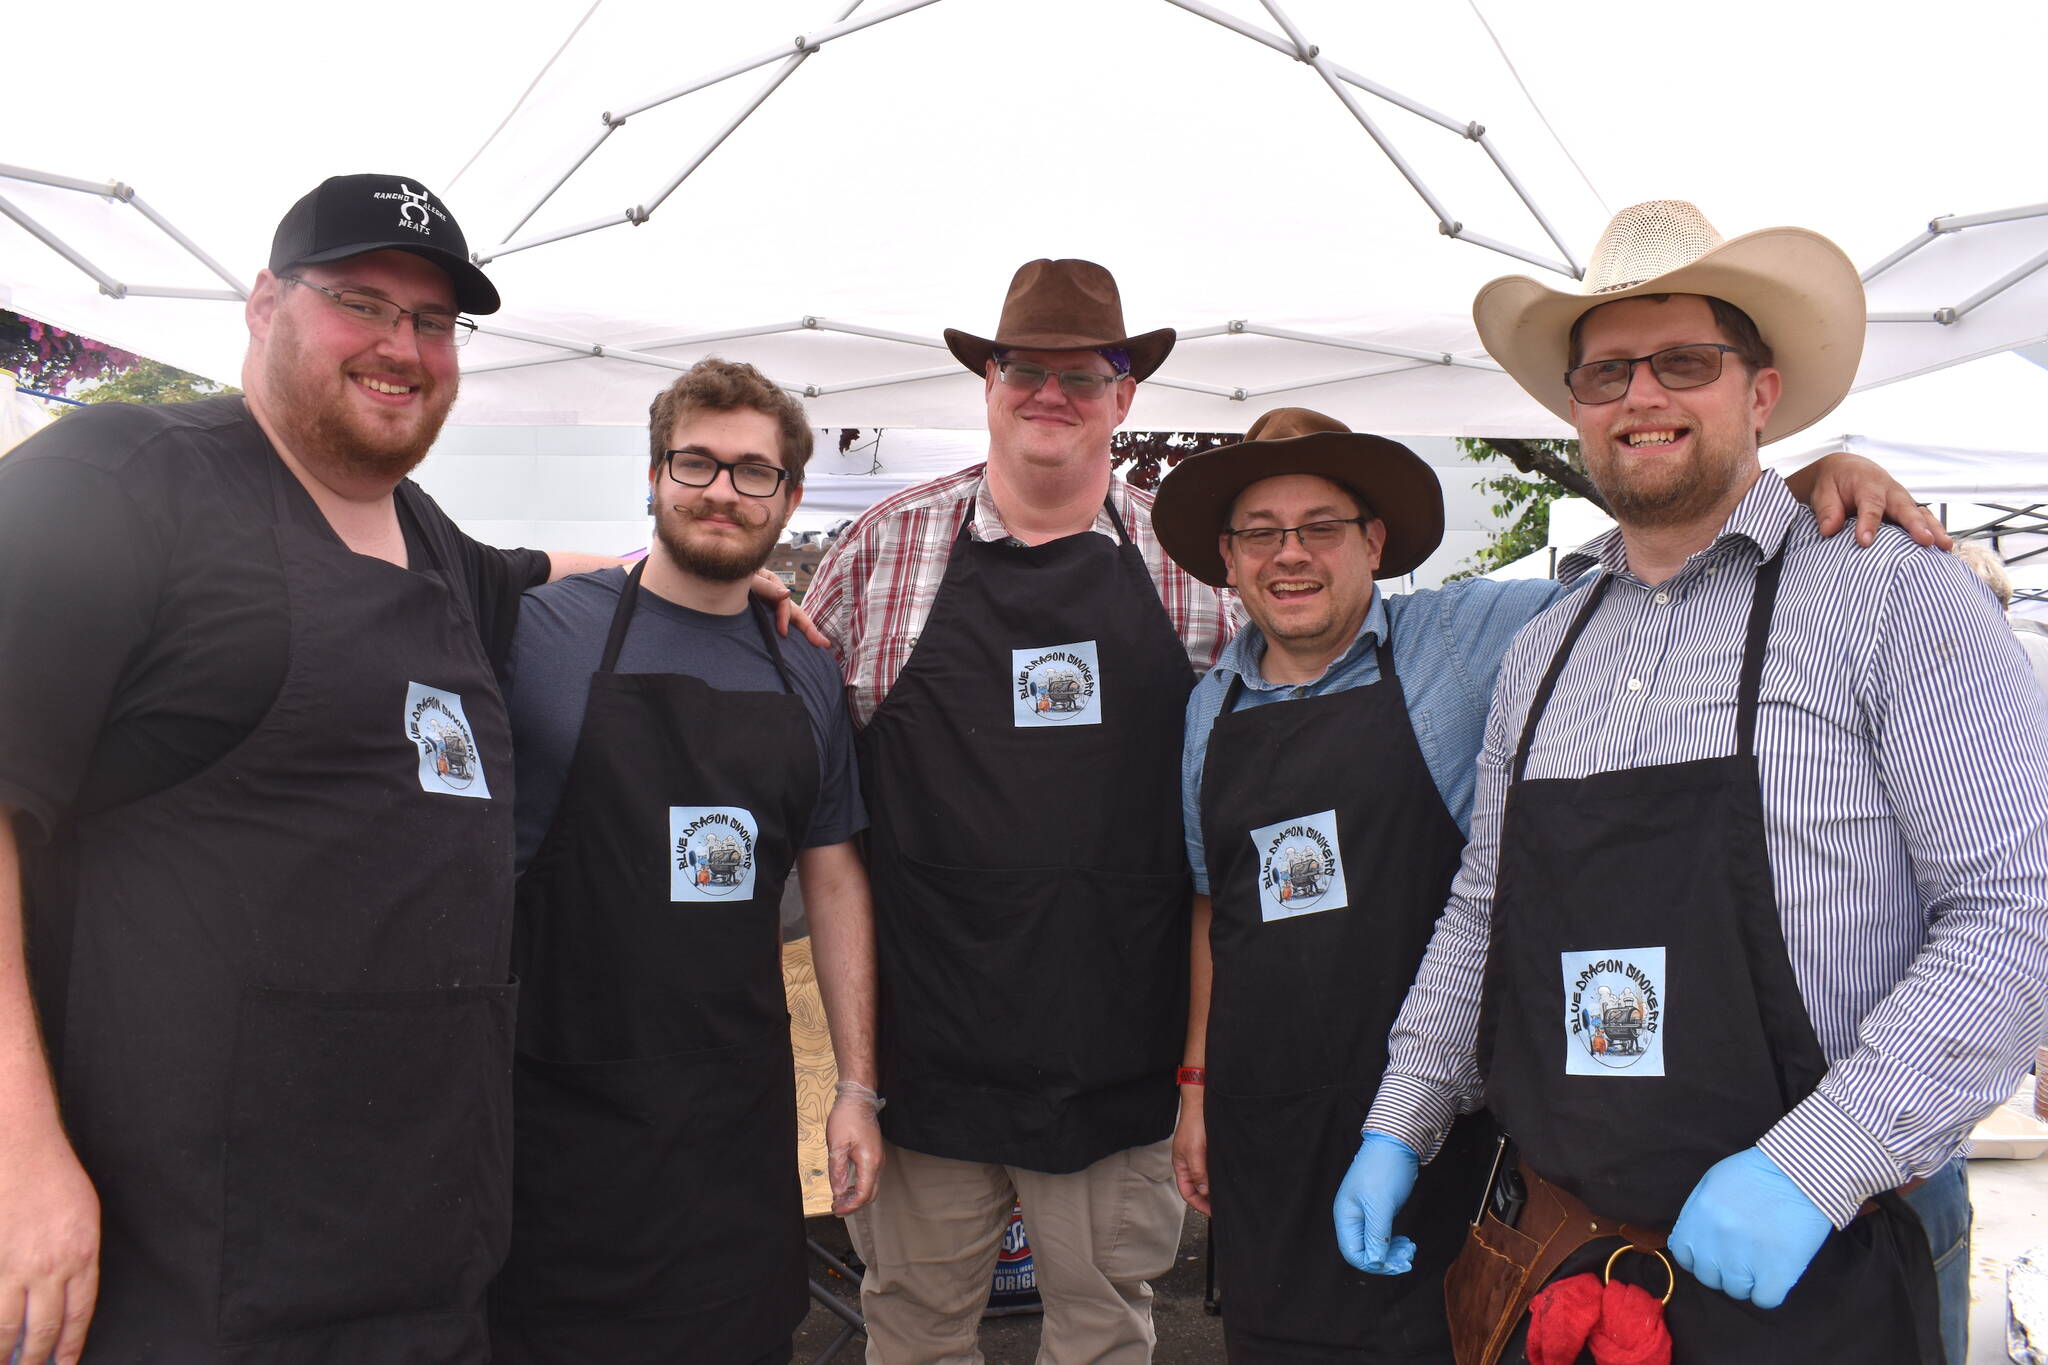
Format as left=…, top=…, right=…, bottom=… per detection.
left=599, top=559, right=799, bottom=695
left=1734, top=539, right=1790, bottom=759
left=599, top=559, right=648, bottom=674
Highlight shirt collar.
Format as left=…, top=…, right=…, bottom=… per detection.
left=1556, top=470, right=1796, bottom=584
left=968, top=469, right=1123, bottom=544
left=1219, top=586, right=1387, bottom=691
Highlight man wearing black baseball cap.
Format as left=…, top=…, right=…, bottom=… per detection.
left=0, top=173, right=616, bottom=1364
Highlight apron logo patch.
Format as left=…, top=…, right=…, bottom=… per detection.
left=405, top=682, right=491, bottom=799
left=670, top=806, right=759, bottom=902
left=1012, top=641, right=1103, bottom=727
left=1561, top=947, right=1665, bottom=1076
left=1248, top=810, right=1348, bottom=921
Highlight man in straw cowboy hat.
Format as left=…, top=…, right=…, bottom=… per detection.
left=1340, top=200, right=2048, bottom=1364
left=1149, top=409, right=1920, bottom=1364
left=806, top=259, right=1234, bottom=1360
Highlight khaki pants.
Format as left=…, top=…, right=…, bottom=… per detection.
left=845, top=1138, right=1185, bottom=1364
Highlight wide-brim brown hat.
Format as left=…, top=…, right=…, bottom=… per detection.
left=1153, top=407, right=1444, bottom=587
left=944, top=258, right=1176, bottom=382
left=1473, top=200, right=1864, bottom=445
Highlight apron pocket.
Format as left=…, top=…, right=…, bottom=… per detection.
left=495, top=1028, right=800, bottom=1318
left=886, top=853, right=1188, bottom=1087
left=218, top=982, right=516, bottom=1343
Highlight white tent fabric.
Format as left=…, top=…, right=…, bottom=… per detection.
left=0, top=371, right=54, bottom=457
left=3, top=1, right=2045, bottom=435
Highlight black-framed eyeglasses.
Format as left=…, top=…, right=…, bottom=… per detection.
left=280, top=276, right=477, bottom=348
left=1224, top=517, right=1368, bottom=554
left=1564, top=343, right=1743, bottom=405
left=661, top=450, right=792, bottom=498
left=995, top=359, right=1127, bottom=400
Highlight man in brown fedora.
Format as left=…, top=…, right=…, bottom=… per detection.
left=806, top=258, right=1234, bottom=1361
left=1151, top=408, right=1561, bottom=1361
left=1345, top=200, right=2048, bottom=1365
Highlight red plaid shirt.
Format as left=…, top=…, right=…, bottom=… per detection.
left=808, top=465, right=1239, bottom=726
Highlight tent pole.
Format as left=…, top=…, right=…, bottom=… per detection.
left=498, top=121, right=619, bottom=248
left=1946, top=246, right=2048, bottom=322
left=484, top=209, right=638, bottom=264
left=125, top=192, right=250, bottom=297
left=641, top=50, right=818, bottom=218
left=1475, top=134, right=1583, bottom=277
left=0, top=191, right=125, bottom=297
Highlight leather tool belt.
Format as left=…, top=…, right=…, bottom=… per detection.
left=1443, top=1160, right=1929, bottom=1365
left=1444, top=1161, right=1664, bottom=1365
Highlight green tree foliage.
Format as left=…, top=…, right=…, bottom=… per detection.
left=80, top=357, right=236, bottom=405
left=1444, top=436, right=1602, bottom=580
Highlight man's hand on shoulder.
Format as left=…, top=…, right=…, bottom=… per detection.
left=1785, top=451, right=1952, bottom=550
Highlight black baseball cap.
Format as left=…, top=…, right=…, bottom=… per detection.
left=269, top=173, right=500, bottom=315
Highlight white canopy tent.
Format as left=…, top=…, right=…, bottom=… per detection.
left=3, top=0, right=2046, bottom=438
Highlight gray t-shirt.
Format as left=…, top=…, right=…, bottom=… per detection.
left=505, top=567, right=865, bottom=873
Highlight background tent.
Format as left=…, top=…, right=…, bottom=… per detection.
left=4, top=0, right=2045, bottom=437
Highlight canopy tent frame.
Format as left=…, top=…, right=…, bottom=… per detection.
left=479, top=0, right=1589, bottom=280
left=1864, top=202, right=2048, bottom=323
left=0, top=163, right=249, bottom=303
left=4, top=5, right=2045, bottom=435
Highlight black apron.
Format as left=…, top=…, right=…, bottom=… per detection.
left=857, top=498, right=1194, bottom=1173
left=1199, top=635, right=1491, bottom=1362
left=489, top=564, right=815, bottom=1363
left=1479, top=544, right=1943, bottom=1364
left=42, top=458, right=518, bottom=1363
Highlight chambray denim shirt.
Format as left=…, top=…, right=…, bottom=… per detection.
left=1181, top=575, right=1563, bottom=892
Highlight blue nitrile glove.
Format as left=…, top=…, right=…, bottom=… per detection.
left=1334, top=1130, right=1421, bottom=1274
left=1668, top=1146, right=1834, bottom=1309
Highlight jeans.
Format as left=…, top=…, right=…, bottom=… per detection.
left=1901, top=1156, right=1972, bottom=1365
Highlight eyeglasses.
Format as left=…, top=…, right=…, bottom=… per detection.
left=1564, top=343, right=1743, bottom=405
left=1224, top=518, right=1367, bottom=555
left=280, top=276, right=477, bottom=348
left=661, top=450, right=792, bottom=498
left=995, top=359, right=1127, bottom=400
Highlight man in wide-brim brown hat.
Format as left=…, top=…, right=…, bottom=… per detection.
left=1348, top=199, right=2045, bottom=1365
left=1153, top=406, right=1564, bottom=1362
left=806, top=258, right=1236, bottom=1361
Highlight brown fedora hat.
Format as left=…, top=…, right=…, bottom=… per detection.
left=1152, top=408, right=1444, bottom=587
left=944, top=258, right=1176, bottom=382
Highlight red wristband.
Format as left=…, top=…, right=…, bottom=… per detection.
left=1176, top=1067, right=1208, bottom=1086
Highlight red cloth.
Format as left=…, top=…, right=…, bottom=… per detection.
left=1526, top=1272, right=1603, bottom=1365
left=1586, top=1278, right=1672, bottom=1365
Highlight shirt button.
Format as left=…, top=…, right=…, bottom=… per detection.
left=1627, top=678, right=1644, bottom=692
left=1293, top=687, right=1308, bottom=698
left=1653, top=591, right=1670, bottom=605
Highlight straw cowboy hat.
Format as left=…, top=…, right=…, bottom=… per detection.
left=944, top=258, right=1176, bottom=382
left=1472, top=200, right=1865, bottom=445
left=1151, top=407, right=1443, bottom=587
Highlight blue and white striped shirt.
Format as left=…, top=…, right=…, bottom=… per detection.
left=1368, top=472, right=2048, bottom=1227
left=1180, top=577, right=1564, bottom=892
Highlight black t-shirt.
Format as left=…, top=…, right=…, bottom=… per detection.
left=504, top=568, right=866, bottom=873
left=0, top=396, right=550, bottom=837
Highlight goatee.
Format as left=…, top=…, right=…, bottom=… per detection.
left=655, top=505, right=780, bottom=583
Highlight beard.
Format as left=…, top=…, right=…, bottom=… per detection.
left=261, top=308, right=454, bottom=484
left=654, top=501, right=783, bottom=583
left=1586, top=429, right=1755, bottom=531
